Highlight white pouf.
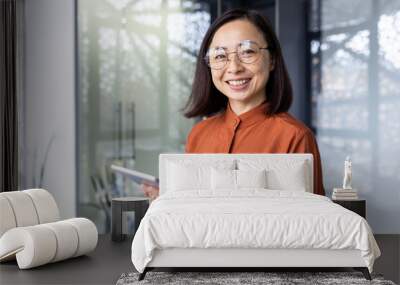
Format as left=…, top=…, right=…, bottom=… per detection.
left=0, top=218, right=98, bottom=269
left=0, top=189, right=98, bottom=269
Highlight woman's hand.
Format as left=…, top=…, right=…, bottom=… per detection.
left=140, top=183, right=159, bottom=201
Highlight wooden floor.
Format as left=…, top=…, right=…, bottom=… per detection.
left=0, top=235, right=398, bottom=285
left=0, top=235, right=133, bottom=285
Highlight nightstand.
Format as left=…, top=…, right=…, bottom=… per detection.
left=332, top=199, right=366, bottom=218
left=111, top=197, right=149, bottom=242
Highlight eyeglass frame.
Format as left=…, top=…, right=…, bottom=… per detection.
left=204, top=40, right=271, bottom=70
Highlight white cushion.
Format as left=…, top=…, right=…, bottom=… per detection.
left=0, top=192, right=39, bottom=227
left=0, top=226, right=57, bottom=268
left=166, top=160, right=235, bottom=192
left=211, top=168, right=236, bottom=190
left=211, top=169, right=267, bottom=190
left=24, top=189, right=60, bottom=223
left=237, top=169, right=267, bottom=188
left=0, top=196, right=16, bottom=237
left=238, top=159, right=308, bottom=191
left=64, top=218, right=98, bottom=257
left=42, top=222, right=79, bottom=262
left=0, top=189, right=60, bottom=236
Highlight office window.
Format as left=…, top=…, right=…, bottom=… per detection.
left=77, top=0, right=211, bottom=232
left=77, top=0, right=276, bottom=232
left=309, top=0, right=400, bottom=233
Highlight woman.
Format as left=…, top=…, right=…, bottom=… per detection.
left=143, top=9, right=324, bottom=199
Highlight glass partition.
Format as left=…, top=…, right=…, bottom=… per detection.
left=309, top=0, right=400, bottom=233
left=77, top=0, right=212, bottom=232
left=77, top=0, right=277, bottom=233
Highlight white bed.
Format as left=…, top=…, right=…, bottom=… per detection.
left=131, top=154, right=380, bottom=280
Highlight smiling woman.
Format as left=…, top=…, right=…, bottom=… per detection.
left=203, top=21, right=274, bottom=115
left=185, top=8, right=292, bottom=118
left=142, top=8, right=325, bottom=198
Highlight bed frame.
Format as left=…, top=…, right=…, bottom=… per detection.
left=137, top=154, right=372, bottom=281
left=139, top=248, right=371, bottom=280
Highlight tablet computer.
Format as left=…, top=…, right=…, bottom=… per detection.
left=111, top=165, right=159, bottom=187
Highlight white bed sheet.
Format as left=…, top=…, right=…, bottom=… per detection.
left=131, top=190, right=380, bottom=273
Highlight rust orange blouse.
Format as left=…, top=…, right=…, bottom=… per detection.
left=185, top=102, right=325, bottom=196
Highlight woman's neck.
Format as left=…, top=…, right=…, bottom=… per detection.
left=229, top=97, right=266, bottom=116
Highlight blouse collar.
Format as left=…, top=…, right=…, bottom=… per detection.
left=223, top=100, right=269, bottom=128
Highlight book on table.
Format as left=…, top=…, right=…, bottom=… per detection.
left=332, top=188, right=359, bottom=200
left=111, top=165, right=159, bottom=187
left=333, top=188, right=358, bottom=194
left=332, top=195, right=359, bottom=200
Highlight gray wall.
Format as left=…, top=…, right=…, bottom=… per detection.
left=277, top=0, right=308, bottom=123
left=22, top=0, right=76, bottom=218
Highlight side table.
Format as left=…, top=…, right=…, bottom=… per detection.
left=111, top=197, right=149, bottom=242
left=332, top=199, right=366, bottom=219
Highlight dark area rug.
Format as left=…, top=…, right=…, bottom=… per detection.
left=116, top=271, right=396, bottom=285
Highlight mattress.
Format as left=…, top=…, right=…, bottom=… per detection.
left=131, top=190, right=380, bottom=273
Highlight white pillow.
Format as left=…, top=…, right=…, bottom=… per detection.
left=211, top=168, right=236, bottom=190
left=166, top=160, right=235, bottom=192
left=267, top=162, right=307, bottom=191
left=238, top=159, right=308, bottom=192
left=237, top=169, right=267, bottom=188
left=211, top=169, right=267, bottom=190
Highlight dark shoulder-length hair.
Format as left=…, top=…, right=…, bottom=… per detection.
left=183, top=8, right=293, bottom=118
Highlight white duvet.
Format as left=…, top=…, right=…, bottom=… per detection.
left=131, top=190, right=380, bottom=273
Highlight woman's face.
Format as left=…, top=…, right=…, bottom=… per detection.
left=208, top=20, right=273, bottom=106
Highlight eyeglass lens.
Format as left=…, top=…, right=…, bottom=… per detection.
left=206, top=41, right=264, bottom=69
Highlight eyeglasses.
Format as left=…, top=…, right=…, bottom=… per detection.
left=204, top=40, right=270, bottom=70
